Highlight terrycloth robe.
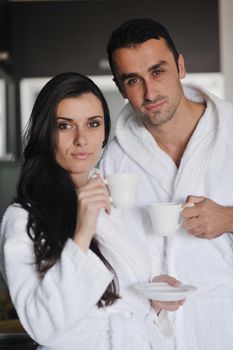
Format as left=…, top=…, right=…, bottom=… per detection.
left=99, top=83, right=233, bottom=350
left=0, top=203, right=165, bottom=350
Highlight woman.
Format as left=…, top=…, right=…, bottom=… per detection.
left=0, top=72, right=182, bottom=349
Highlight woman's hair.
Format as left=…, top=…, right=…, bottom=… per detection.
left=15, top=72, right=118, bottom=306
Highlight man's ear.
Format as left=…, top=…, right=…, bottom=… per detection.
left=178, top=54, right=186, bottom=80
left=113, top=77, right=127, bottom=99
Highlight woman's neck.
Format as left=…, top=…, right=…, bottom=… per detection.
left=71, top=171, right=89, bottom=188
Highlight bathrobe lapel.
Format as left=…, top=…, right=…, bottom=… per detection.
left=116, top=104, right=177, bottom=198
left=115, top=84, right=233, bottom=204
left=172, top=99, right=218, bottom=201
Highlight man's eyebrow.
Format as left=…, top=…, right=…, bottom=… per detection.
left=120, top=60, right=168, bottom=83
left=120, top=72, right=138, bottom=83
left=148, top=60, right=168, bottom=72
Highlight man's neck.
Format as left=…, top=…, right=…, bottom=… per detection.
left=147, top=99, right=206, bottom=167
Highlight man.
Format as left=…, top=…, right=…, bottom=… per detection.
left=100, top=18, right=233, bottom=350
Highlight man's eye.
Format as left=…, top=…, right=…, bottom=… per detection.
left=153, top=70, right=164, bottom=76
left=89, top=121, right=100, bottom=128
left=127, top=78, right=139, bottom=87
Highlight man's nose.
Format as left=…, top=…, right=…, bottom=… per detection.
left=144, top=79, right=157, bottom=101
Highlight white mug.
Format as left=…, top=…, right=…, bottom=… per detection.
left=105, top=173, right=139, bottom=208
left=148, top=202, right=182, bottom=236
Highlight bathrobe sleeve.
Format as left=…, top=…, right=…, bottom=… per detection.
left=0, top=205, right=113, bottom=346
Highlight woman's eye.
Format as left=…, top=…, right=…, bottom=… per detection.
left=89, top=121, right=100, bottom=128
left=57, top=123, right=71, bottom=130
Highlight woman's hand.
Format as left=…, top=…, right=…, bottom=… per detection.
left=73, top=174, right=111, bottom=251
left=151, top=275, right=185, bottom=314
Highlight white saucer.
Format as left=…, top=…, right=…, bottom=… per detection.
left=133, top=282, right=197, bottom=301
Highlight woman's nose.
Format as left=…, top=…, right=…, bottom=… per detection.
left=73, top=129, right=87, bottom=146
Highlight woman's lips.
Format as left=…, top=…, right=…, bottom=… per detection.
left=71, top=152, right=92, bottom=160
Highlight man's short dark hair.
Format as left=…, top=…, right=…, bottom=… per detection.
left=107, top=18, right=179, bottom=77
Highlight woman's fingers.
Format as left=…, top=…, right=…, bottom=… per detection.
left=151, top=299, right=185, bottom=312
left=152, top=274, right=182, bottom=287
left=73, top=174, right=112, bottom=249
left=78, top=174, right=111, bottom=213
left=151, top=274, right=185, bottom=313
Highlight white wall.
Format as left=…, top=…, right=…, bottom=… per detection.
left=219, top=0, right=233, bottom=104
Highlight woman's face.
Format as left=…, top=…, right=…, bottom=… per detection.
left=55, top=93, right=105, bottom=183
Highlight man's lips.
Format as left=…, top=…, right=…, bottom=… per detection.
left=144, top=100, right=166, bottom=112
left=71, top=152, right=92, bottom=160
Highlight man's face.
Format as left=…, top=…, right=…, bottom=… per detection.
left=112, top=38, right=186, bottom=128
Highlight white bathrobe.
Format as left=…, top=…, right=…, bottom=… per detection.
left=0, top=203, right=165, bottom=350
left=99, top=83, right=233, bottom=350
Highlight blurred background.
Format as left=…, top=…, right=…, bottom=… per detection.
left=0, top=0, right=232, bottom=345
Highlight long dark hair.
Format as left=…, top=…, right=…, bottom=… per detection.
left=15, top=72, right=118, bottom=306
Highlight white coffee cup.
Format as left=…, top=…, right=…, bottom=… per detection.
left=148, top=202, right=182, bottom=236
left=105, top=173, right=139, bottom=208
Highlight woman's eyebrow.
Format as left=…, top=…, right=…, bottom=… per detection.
left=56, top=116, right=103, bottom=121
left=56, top=117, right=73, bottom=121
left=88, top=115, right=104, bottom=120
